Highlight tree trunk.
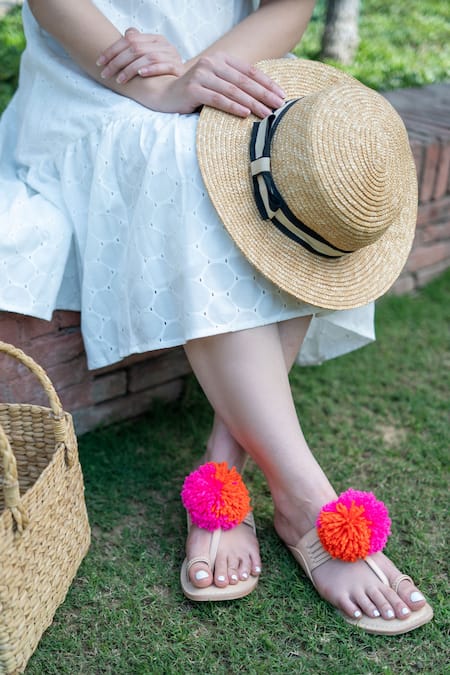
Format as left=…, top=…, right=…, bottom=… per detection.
left=321, top=0, right=360, bottom=66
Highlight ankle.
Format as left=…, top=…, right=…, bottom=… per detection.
left=272, top=487, right=337, bottom=547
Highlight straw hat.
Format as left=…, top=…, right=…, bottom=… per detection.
left=196, top=59, right=417, bottom=310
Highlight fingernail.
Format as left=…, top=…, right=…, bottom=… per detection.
left=353, top=610, right=362, bottom=618
left=411, top=591, right=424, bottom=602
left=231, top=574, right=238, bottom=582
left=116, top=74, right=125, bottom=84
left=100, top=71, right=107, bottom=79
left=373, top=609, right=381, bottom=617
left=138, top=68, right=147, bottom=76
left=194, top=570, right=209, bottom=581
left=386, top=609, right=395, bottom=619
left=96, top=56, right=106, bottom=66
left=217, top=575, right=226, bottom=582
left=401, top=607, right=410, bottom=615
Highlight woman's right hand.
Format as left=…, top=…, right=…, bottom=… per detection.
left=151, top=52, right=286, bottom=118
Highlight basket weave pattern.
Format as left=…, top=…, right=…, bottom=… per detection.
left=0, top=342, right=90, bottom=674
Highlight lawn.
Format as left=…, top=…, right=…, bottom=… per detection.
left=24, top=270, right=450, bottom=674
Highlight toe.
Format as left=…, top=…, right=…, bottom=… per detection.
left=395, top=577, right=427, bottom=612
left=189, top=562, right=213, bottom=588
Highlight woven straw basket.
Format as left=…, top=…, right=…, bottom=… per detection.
left=0, top=342, right=91, bottom=674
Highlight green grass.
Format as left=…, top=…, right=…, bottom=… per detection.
left=24, top=270, right=450, bottom=674
left=295, top=0, right=450, bottom=90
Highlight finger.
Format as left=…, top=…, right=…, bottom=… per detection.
left=99, top=46, right=140, bottom=80
left=213, top=59, right=285, bottom=112
left=227, top=55, right=287, bottom=100
left=96, top=30, right=140, bottom=68
left=138, top=61, right=184, bottom=78
left=193, top=71, right=272, bottom=118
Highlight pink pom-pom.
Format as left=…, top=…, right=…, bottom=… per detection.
left=181, top=461, right=251, bottom=532
left=317, top=488, right=391, bottom=561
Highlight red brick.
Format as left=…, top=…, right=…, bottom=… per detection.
left=54, top=311, right=81, bottom=330
left=422, top=221, right=450, bottom=244
left=407, top=242, right=450, bottom=272
left=389, top=274, right=415, bottom=296
left=2, top=372, right=49, bottom=407
left=59, top=381, right=94, bottom=411
left=21, top=315, right=57, bottom=340
left=410, top=139, right=424, bottom=184
left=419, top=142, right=440, bottom=204
left=46, top=355, right=90, bottom=391
left=434, top=142, right=450, bottom=200
left=27, top=331, right=84, bottom=369
left=417, top=196, right=450, bottom=226
left=416, top=259, right=450, bottom=287
left=72, top=379, right=183, bottom=435
left=0, top=314, right=22, bottom=345
left=128, top=348, right=190, bottom=392
left=92, top=371, right=127, bottom=403
left=92, top=348, right=163, bottom=375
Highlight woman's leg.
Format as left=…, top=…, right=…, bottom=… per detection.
left=184, top=321, right=427, bottom=620
left=184, top=316, right=311, bottom=590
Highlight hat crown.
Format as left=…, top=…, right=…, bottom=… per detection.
left=271, top=84, right=408, bottom=252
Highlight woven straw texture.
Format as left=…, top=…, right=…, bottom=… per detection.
left=0, top=342, right=90, bottom=675
left=196, top=59, right=417, bottom=310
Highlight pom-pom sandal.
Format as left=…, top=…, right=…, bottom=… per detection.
left=180, top=461, right=259, bottom=601
left=287, top=489, right=433, bottom=635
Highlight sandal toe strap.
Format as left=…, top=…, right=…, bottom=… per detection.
left=391, top=573, right=414, bottom=594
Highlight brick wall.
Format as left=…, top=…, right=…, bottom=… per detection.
left=1, top=83, right=449, bottom=434
left=385, top=83, right=450, bottom=294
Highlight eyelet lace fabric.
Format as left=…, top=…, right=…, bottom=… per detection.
left=0, top=0, right=375, bottom=369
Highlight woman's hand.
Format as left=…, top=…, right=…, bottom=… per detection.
left=152, top=52, right=286, bottom=118
left=97, top=28, right=184, bottom=83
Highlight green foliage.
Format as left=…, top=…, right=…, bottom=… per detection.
left=295, top=0, right=450, bottom=90
left=0, top=7, right=25, bottom=110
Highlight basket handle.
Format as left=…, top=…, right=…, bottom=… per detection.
left=0, top=341, right=68, bottom=444
left=0, top=423, right=29, bottom=532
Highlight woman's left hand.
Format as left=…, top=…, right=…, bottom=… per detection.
left=97, top=28, right=184, bottom=83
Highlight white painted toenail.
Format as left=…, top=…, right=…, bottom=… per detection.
left=373, top=610, right=381, bottom=617
left=231, top=574, right=238, bottom=581
left=386, top=609, right=394, bottom=619
left=217, top=575, right=226, bottom=582
left=241, top=572, right=249, bottom=579
left=195, top=570, right=209, bottom=581
left=354, top=610, right=362, bottom=618
left=401, top=607, right=410, bottom=615
left=410, top=591, right=424, bottom=602
left=254, top=566, right=261, bottom=573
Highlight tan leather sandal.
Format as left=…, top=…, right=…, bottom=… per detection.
left=288, top=527, right=433, bottom=635
left=180, top=459, right=259, bottom=601
left=180, top=511, right=259, bottom=601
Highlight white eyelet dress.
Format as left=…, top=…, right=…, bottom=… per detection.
left=0, top=0, right=374, bottom=370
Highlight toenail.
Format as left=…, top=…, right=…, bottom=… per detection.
left=410, top=591, right=424, bottom=602
left=195, top=570, right=209, bottom=581
left=217, top=575, right=226, bottom=582
left=353, top=610, right=362, bottom=618
left=401, top=607, right=410, bottom=615
left=373, top=609, right=381, bottom=617
left=231, top=574, right=238, bottom=581
left=386, top=609, right=394, bottom=619
left=241, top=572, right=249, bottom=580
left=254, top=566, right=261, bottom=573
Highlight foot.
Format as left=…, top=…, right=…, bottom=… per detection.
left=274, top=503, right=428, bottom=623
left=185, top=416, right=262, bottom=590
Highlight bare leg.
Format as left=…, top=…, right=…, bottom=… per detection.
left=184, top=316, right=311, bottom=589
left=184, top=322, right=427, bottom=620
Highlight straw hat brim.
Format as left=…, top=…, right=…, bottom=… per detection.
left=196, top=59, right=417, bottom=311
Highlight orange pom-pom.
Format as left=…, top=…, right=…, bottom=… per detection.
left=317, top=501, right=371, bottom=562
